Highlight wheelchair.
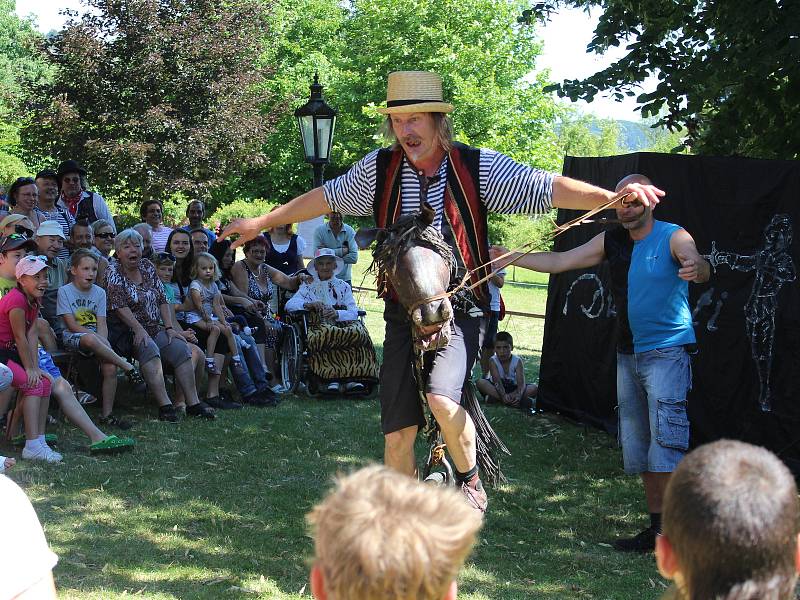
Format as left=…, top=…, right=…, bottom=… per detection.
left=279, top=308, right=378, bottom=398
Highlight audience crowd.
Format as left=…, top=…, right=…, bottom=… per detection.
left=0, top=159, right=378, bottom=467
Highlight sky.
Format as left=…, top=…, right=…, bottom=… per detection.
left=16, top=0, right=656, bottom=122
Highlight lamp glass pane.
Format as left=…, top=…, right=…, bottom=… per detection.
left=315, top=117, right=332, bottom=160
left=298, top=115, right=315, bottom=160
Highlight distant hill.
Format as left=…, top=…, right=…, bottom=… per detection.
left=617, top=120, right=652, bottom=151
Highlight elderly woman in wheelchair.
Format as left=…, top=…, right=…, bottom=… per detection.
left=283, top=248, right=379, bottom=394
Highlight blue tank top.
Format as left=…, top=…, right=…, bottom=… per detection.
left=627, top=220, right=695, bottom=352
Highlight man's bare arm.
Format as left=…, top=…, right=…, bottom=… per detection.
left=491, top=232, right=607, bottom=274
left=671, top=229, right=711, bottom=283
left=220, top=188, right=329, bottom=249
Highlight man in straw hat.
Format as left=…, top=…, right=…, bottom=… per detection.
left=222, top=71, right=665, bottom=513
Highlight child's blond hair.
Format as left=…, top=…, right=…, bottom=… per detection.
left=307, top=465, right=482, bottom=600
left=190, top=252, right=221, bottom=281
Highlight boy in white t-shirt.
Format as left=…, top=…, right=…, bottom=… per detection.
left=57, top=249, right=146, bottom=426
left=476, top=331, right=538, bottom=413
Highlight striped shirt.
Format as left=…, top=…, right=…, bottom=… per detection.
left=35, top=205, right=74, bottom=260
left=323, top=148, right=555, bottom=229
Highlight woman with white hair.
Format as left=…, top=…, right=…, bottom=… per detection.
left=104, top=229, right=215, bottom=422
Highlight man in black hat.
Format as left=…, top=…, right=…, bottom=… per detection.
left=56, top=160, right=116, bottom=232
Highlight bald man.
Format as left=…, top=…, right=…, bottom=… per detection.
left=493, top=174, right=710, bottom=552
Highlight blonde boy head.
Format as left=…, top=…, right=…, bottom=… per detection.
left=307, top=465, right=482, bottom=600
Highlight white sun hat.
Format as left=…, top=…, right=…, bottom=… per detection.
left=307, top=247, right=344, bottom=279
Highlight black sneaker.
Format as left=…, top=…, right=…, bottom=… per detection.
left=611, top=527, right=657, bottom=553
left=205, top=396, right=242, bottom=410
left=99, top=414, right=134, bottom=430
left=186, top=401, right=216, bottom=419
left=204, top=396, right=224, bottom=409
left=158, top=404, right=180, bottom=423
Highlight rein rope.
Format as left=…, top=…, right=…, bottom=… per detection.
left=406, top=192, right=634, bottom=315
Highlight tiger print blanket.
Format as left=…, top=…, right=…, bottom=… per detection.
left=304, top=317, right=380, bottom=382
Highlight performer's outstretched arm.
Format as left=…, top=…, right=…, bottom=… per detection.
left=553, top=176, right=664, bottom=211
left=491, top=232, right=607, bottom=275
left=220, top=188, right=329, bottom=248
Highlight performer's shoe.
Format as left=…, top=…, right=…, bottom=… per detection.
left=611, top=527, right=657, bottom=553
left=461, top=478, right=488, bottom=514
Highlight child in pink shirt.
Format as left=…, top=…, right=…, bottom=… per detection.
left=0, top=255, right=60, bottom=463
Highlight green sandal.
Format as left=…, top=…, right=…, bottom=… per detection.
left=89, top=435, right=136, bottom=454
left=12, top=433, right=57, bottom=447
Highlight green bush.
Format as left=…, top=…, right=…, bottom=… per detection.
left=209, top=198, right=277, bottom=229
left=488, top=211, right=556, bottom=251
left=106, top=191, right=190, bottom=230
left=0, top=152, right=30, bottom=187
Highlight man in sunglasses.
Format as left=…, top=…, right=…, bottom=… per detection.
left=492, top=173, right=710, bottom=553
left=56, top=160, right=116, bottom=233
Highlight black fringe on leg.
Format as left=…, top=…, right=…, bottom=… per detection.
left=462, top=379, right=510, bottom=486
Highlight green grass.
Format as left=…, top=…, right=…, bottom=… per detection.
left=2, top=254, right=668, bottom=599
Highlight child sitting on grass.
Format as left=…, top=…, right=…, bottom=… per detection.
left=58, top=249, right=146, bottom=428
left=476, top=331, right=538, bottom=413
left=186, top=252, right=241, bottom=375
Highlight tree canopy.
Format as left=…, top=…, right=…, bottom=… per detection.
left=0, top=0, right=48, bottom=182
left=239, top=0, right=560, bottom=203
left=20, top=0, right=277, bottom=201
left=547, top=0, right=800, bottom=159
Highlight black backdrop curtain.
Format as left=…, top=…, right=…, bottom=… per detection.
left=538, top=153, right=800, bottom=470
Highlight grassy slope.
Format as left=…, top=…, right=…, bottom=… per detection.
left=3, top=251, right=666, bottom=599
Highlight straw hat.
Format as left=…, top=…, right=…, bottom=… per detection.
left=376, top=71, right=454, bottom=115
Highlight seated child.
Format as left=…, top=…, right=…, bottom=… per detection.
left=186, top=252, right=241, bottom=375
left=57, top=249, right=146, bottom=426
left=476, top=331, right=538, bottom=412
left=0, top=239, right=134, bottom=453
left=0, top=256, right=58, bottom=462
left=154, top=252, right=241, bottom=411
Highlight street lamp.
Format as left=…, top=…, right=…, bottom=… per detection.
left=294, top=73, right=337, bottom=188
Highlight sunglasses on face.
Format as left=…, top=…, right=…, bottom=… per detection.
left=14, top=225, right=34, bottom=237
left=95, top=232, right=115, bottom=239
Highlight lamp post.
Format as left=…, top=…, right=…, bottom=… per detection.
left=294, top=73, right=337, bottom=188
left=294, top=74, right=337, bottom=257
